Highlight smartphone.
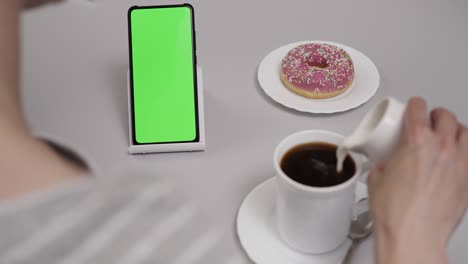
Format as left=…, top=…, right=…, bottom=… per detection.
left=128, top=4, right=198, bottom=145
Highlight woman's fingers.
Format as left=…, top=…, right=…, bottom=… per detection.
left=402, top=97, right=430, bottom=144
left=431, top=108, right=459, bottom=141
left=457, top=125, right=468, bottom=163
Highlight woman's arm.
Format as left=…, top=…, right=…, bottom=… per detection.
left=0, top=0, right=87, bottom=202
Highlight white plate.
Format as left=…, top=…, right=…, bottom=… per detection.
left=237, top=177, right=368, bottom=264
left=257, top=41, right=380, bottom=113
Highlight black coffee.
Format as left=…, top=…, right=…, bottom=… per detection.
left=280, top=142, right=356, bottom=187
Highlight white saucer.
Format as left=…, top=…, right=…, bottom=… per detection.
left=257, top=41, right=380, bottom=113
left=237, top=177, right=368, bottom=264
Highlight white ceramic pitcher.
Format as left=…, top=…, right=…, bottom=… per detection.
left=341, top=97, right=405, bottom=164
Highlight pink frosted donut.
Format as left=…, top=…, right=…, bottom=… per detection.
left=280, top=43, right=355, bottom=99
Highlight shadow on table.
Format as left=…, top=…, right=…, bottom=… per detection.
left=107, top=62, right=130, bottom=143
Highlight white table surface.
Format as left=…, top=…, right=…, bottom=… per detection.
left=21, top=0, right=468, bottom=263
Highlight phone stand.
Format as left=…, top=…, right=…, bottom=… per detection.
left=127, top=66, right=206, bottom=154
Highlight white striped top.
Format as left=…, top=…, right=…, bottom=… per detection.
left=0, top=171, right=240, bottom=264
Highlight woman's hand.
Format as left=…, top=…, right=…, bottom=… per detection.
left=368, top=97, right=468, bottom=264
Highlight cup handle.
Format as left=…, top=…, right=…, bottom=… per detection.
left=356, top=154, right=373, bottom=185
left=354, top=153, right=370, bottom=215
left=352, top=196, right=369, bottom=220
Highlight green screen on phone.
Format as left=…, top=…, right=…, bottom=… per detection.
left=128, top=5, right=198, bottom=144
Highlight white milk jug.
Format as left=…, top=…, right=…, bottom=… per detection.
left=337, top=97, right=405, bottom=171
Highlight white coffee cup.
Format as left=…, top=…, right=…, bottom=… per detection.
left=274, top=130, right=366, bottom=254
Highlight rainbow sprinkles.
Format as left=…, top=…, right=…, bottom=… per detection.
left=280, top=43, right=355, bottom=99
